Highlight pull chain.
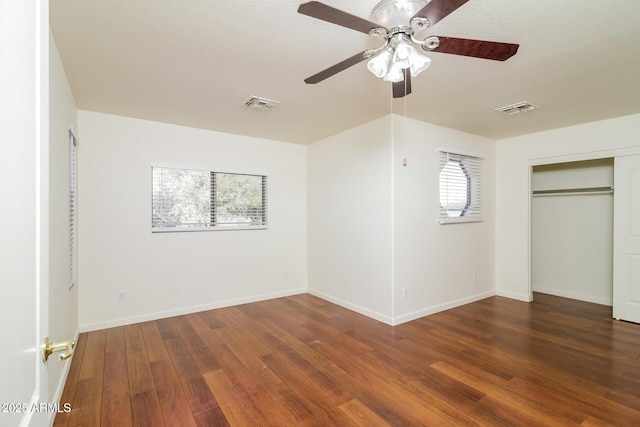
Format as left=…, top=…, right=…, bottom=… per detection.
left=403, top=73, right=408, bottom=167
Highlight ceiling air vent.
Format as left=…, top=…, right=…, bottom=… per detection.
left=495, top=101, right=537, bottom=115
left=243, top=96, right=280, bottom=110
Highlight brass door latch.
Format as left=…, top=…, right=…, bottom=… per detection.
left=42, top=337, right=75, bottom=362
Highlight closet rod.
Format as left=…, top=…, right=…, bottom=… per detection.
left=532, top=186, right=613, bottom=197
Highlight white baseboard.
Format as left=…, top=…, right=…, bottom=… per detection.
left=47, top=327, right=80, bottom=427
left=80, top=286, right=541, bottom=333
left=307, top=288, right=394, bottom=325
left=392, top=290, right=496, bottom=325
left=308, top=289, right=497, bottom=326
left=533, top=287, right=612, bottom=306
left=79, top=288, right=307, bottom=332
left=496, top=289, right=533, bottom=302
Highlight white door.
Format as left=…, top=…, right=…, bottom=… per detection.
left=0, top=1, right=50, bottom=426
left=613, top=154, right=640, bottom=323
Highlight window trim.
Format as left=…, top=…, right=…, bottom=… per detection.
left=151, top=165, right=268, bottom=233
left=437, top=147, right=483, bottom=225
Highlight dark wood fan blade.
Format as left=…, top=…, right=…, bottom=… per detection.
left=432, top=37, right=519, bottom=61
left=392, top=70, right=412, bottom=98
left=412, top=0, right=469, bottom=27
left=298, top=1, right=382, bottom=34
left=304, top=51, right=368, bottom=84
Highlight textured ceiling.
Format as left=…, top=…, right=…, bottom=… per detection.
left=50, top=0, right=640, bottom=144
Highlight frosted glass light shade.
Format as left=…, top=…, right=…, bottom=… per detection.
left=409, top=49, right=431, bottom=76
left=367, top=49, right=392, bottom=78
left=383, top=64, right=405, bottom=82
left=392, top=41, right=414, bottom=69
left=367, top=34, right=431, bottom=82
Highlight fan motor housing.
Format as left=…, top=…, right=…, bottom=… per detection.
left=370, top=0, right=429, bottom=28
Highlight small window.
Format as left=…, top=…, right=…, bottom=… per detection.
left=438, top=149, right=482, bottom=224
left=152, top=166, right=267, bottom=232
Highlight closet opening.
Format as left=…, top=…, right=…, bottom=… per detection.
left=530, top=158, right=614, bottom=306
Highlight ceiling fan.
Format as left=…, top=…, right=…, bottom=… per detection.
left=298, top=0, right=519, bottom=98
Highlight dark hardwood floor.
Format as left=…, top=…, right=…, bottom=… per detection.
left=53, top=293, right=640, bottom=426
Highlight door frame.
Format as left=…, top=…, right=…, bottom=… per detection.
left=35, top=0, right=51, bottom=424
left=612, top=154, right=640, bottom=323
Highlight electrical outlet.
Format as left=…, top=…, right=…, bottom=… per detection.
left=117, top=290, right=126, bottom=302
left=473, top=273, right=477, bottom=284
left=402, top=287, right=409, bottom=298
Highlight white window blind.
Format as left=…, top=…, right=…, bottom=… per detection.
left=438, top=148, right=482, bottom=224
left=152, top=166, right=267, bottom=232
left=69, top=129, right=78, bottom=288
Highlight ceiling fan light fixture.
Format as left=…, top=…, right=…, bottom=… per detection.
left=392, top=40, right=414, bottom=69
left=383, top=64, right=405, bottom=83
left=367, top=49, right=393, bottom=78
left=409, top=49, right=431, bottom=76
left=368, top=35, right=431, bottom=81
left=370, top=0, right=429, bottom=28
left=298, top=0, right=519, bottom=98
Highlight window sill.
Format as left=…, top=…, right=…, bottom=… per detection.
left=152, top=225, right=268, bottom=233
left=439, top=216, right=483, bottom=225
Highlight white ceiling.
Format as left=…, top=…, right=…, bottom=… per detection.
left=50, top=0, right=640, bottom=144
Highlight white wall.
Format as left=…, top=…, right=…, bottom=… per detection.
left=77, top=111, right=307, bottom=331
left=307, top=116, right=394, bottom=322
left=531, top=159, right=613, bottom=305
left=48, top=32, right=79, bottom=406
left=393, top=116, right=496, bottom=323
left=495, top=113, right=640, bottom=301
left=307, top=115, right=496, bottom=324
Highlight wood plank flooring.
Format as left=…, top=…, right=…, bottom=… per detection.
left=53, top=293, right=640, bottom=426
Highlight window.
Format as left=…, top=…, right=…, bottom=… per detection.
left=151, top=166, right=267, bottom=232
left=69, top=129, right=78, bottom=288
left=438, top=148, right=482, bottom=224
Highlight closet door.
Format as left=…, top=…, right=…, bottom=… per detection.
left=613, top=155, right=640, bottom=323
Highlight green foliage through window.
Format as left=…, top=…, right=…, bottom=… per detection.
left=152, top=167, right=267, bottom=231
